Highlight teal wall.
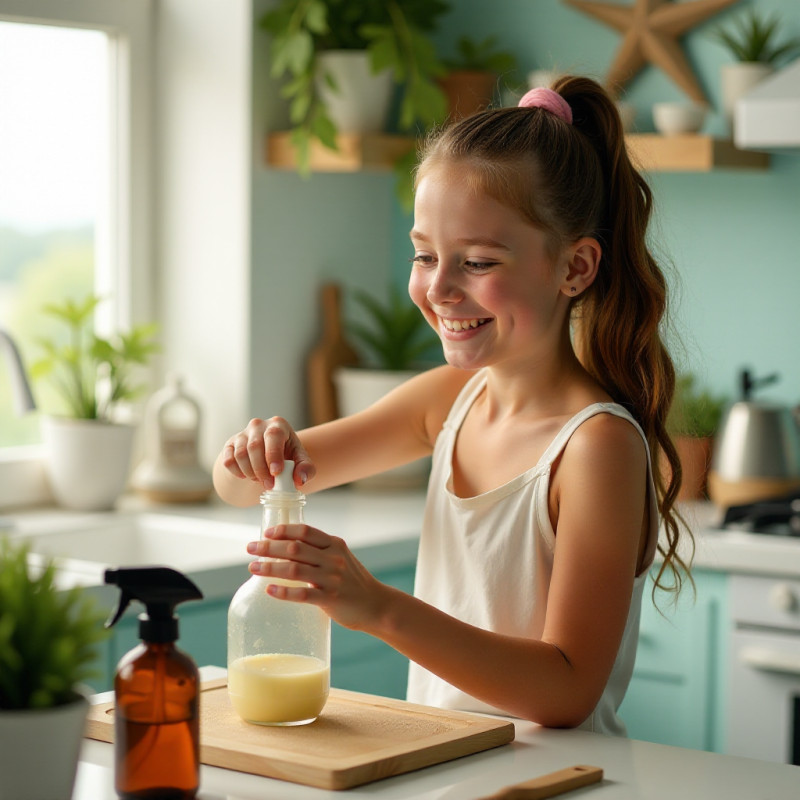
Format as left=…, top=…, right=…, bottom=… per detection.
left=392, top=0, right=800, bottom=406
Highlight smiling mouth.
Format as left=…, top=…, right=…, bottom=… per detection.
left=440, top=317, right=491, bottom=332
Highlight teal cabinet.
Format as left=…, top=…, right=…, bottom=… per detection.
left=619, top=568, right=729, bottom=752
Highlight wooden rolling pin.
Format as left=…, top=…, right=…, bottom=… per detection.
left=478, top=765, right=603, bottom=800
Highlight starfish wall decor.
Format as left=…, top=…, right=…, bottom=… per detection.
left=563, top=0, right=740, bottom=103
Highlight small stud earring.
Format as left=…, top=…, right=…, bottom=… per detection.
left=569, top=286, right=577, bottom=294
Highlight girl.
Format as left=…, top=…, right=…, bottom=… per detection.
left=213, top=75, right=691, bottom=733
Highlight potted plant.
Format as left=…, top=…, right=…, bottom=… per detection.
left=0, top=537, right=108, bottom=800
left=260, top=0, right=451, bottom=172
left=31, top=294, right=159, bottom=510
left=665, top=373, right=727, bottom=500
left=711, top=9, right=800, bottom=127
left=334, top=286, right=441, bottom=489
left=440, top=35, right=518, bottom=120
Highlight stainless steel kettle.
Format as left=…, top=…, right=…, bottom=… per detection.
left=708, top=370, right=800, bottom=508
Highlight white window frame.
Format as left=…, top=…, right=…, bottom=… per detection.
left=0, top=0, right=153, bottom=509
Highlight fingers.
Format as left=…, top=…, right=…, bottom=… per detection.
left=247, top=541, right=328, bottom=597
left=247, top=525, right=342, bottom=594
left=248, top=523, right=331, bottom=554
left=249, top=558, right=318, bottom=589
left=246, top=528, right=380, bottom=632
left=264, top=424, right=315, bottom=487
left=223, top=418, right=270, bottom=484
left=221, top=417, right=316, bottom=488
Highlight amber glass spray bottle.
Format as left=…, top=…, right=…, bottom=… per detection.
left=105, top=567, right=203, bottom=799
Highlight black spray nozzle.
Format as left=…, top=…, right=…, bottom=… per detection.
left=104, top=567, right=203, bottom=643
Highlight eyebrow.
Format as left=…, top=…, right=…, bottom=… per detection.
left=409, top=230, right=512, bottom=251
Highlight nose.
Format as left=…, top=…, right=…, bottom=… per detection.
left=426, top=262, right=462, bottom=306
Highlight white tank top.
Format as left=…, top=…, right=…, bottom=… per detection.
left=406, top=370, right=659, bottom=735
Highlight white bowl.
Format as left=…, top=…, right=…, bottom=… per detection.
left=652, top=102, right=706, bottom=135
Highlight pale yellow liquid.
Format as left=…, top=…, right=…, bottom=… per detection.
left=228, top=653, right=330, bottom=725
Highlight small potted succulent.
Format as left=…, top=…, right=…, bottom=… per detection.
left=31, top=293, right=159, bottom=510
left=334, top=286, right=441, bottom=489
left=260, top=0, right=451, bottom=172
left=665, top=373, right=727, bottom=500
left=711, top=9, right=800, bottom=126
left=440, top=35, right=518, bottom=120
left=345, top=286, right=441, bottom=371
left=0, top=537, right=108, bottom=800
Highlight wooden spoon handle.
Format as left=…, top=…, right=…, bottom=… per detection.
left=479, top=765, right=603, bottom=800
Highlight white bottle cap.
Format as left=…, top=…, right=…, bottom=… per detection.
left=272, top=460, right=296, bottom=493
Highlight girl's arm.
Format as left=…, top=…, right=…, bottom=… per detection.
left=250, top=412, right=648, bottom=727
left=212, top=365, right=470, bottom=507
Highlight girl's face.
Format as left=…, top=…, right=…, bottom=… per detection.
left=409, top=162, right=572, bottom=373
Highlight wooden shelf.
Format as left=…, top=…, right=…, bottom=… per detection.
left=267, top=132, right=769, bottom=173
left=625, top=134, right=769, bottom=172
left=266, top=132, right=414, bottom=172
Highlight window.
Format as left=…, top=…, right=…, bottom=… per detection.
left=0, top=21, right=106, bottom=446
left=0, top=0, right=153, bottom=507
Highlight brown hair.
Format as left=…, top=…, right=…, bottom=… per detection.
left=415, top=75, right=692, bottom=599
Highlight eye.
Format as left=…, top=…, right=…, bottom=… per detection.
left=464, top=260, right=499, bottom=271
left=409, top=254, right=436, bottom=266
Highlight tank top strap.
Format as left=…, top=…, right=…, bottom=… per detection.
left=536, top=402, right=648, bottom=470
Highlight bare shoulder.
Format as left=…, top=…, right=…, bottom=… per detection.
left=561, top=410, right=648, bottom=476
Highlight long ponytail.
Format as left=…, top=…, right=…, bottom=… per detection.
left=553, top=76, right=692, bottom=599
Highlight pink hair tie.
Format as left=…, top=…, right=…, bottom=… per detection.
left=518, top=87, right=572, bottom=124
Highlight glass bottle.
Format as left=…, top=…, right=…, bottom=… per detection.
left=227, top=460, right=331, bottom=725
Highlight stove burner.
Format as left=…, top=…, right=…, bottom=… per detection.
left=722, top=491, right=800, bottom=536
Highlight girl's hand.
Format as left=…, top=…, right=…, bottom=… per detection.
left=246, top=524, right=389, bottom=632
left=221, top=416, right=315, bottom=489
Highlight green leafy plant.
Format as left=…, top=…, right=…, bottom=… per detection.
left=667, top=374, right=727, bottom=439
left=31, top=294, right=159, bottom=421
left=260, top=0, right=450, bottom=172
left=711, top=9, right=800, bottom=65
left=347, top=287, right=441, bottom=370
left=444, top=35, right=517, bottom=74
left=0, top=538, right=108, bottom=709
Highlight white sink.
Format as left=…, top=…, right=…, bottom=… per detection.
left=11, top=512, right=255, bottom=583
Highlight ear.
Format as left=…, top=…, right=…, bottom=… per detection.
left=560, top=237, right=602, bottom=298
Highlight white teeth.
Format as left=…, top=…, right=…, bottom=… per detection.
left=441, top=318, right=487, bottom=332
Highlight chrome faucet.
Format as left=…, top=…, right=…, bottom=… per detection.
left=0, top=329, right=36, bottom=414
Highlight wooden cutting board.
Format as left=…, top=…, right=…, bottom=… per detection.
left=85, top=679, right=515, bottom=791
left=306, top=283, right=359, bottom=425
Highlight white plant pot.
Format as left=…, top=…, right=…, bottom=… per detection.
left=721, top=62, right=773, bottom=132
left=0, top=693, right=89, bottom=800
left=334, top=367, right=430, bottom=490
left=315, top=50, right=394, bottom=134
left=42, top=416, right=136, bottom=510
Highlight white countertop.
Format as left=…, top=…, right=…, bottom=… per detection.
left=3, top=487, right=426, bottom=566
left=680, top=500, right=800, bottom=577
left=7, top=489, right=800, bottom=579
left=73, top=669, right=799, bottom=800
